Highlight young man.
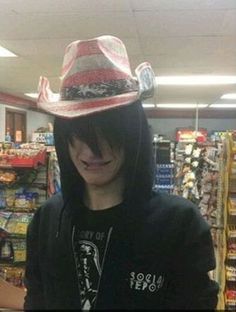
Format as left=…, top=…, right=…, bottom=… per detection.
left=24, top=35, right=219, bottom=310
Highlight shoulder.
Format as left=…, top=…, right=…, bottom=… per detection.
left=28, top=193, right=64, bottom=231
left=150, top=191, right=204, bottom=217
left=146, top=191, right=210, bottom=240
left=136, top=193, right=215, bottom=270
left=38, top=193, right=64, bottom=216
left=150, top=191, right=197, bottom=212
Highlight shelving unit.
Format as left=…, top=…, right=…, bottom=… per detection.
left=0, top=146, right=47, bottom=289
left=224, top=133, right=236, bottom=310
left=153, top=139, right=175, bottom=194
left=174, top=137, right=226, bottom=296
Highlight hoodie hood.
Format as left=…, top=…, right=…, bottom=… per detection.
left=53, top=101, right=155, bottom=224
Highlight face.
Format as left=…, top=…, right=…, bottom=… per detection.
left=68, top=135, right=124, bottom=187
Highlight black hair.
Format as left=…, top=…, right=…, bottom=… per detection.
left=53, top=100, right=154, bottom=205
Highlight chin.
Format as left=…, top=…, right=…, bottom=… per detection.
left=83, top=177, right=106, bottom=184
left=84, top=177, right=113, bottom=187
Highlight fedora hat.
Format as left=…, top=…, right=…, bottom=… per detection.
left=37, top=35, right=156, bottom=118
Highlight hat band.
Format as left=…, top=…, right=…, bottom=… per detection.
left=60, top=79, right=138, bottom=100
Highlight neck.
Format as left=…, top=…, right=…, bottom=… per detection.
left=84, top=176, right=124, bottom=210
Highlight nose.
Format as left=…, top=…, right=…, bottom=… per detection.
left=80, top=141, right=103, bottom=159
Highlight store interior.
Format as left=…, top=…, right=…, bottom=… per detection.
left=0, top=0, right=236, bottom=310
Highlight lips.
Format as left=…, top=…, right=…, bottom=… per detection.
left=81, top=159, right=111, bottom=169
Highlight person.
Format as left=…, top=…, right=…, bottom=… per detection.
left=24, top=35, right=219, bottom=310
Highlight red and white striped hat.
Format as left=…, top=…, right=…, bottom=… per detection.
left=38, top=35, right=156, bottom=118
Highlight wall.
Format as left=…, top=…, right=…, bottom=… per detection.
left=0, top=104, right=54, bottom=142
left=27, top=110, right=54, bottom=141
left=148, top=117, right=236, bottom=140
left=1, top=103, right=235, bottom=142
left=0, top=105, right=5, bottom=142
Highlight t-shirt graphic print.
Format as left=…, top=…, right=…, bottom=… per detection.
left=76, top=239, right=101, bottom=310
left=73, top=227, right=113, bottom=311
left=72, top=203, right=123, bottom=310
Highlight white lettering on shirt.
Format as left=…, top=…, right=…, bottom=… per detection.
left=129, top=271, right=164, bottom=293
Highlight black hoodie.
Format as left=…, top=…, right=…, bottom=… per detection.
left=24, top=111, right=218, bottom=309
left=24, top=190, right=219, bottom=310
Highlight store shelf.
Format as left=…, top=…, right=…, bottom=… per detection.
left=228, top=198, right=236, bottom=216
left=228, top=225, right=236, bottom=238
left=0, top=145, right=49, bottom=290
left=0, top=149, right=46, bottom=169
left=227, top=255, right=236, bottom=260
left=221, top=133, right=236, bottom=311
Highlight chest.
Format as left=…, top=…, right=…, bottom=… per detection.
left=44, top=215, right=176, bottom=309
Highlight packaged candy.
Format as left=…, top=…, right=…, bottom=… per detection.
left=5, top=189, right=16, bottom=209
left=0, top=170, right=17, bottom=185
left=226, top=266, right=236, bottom=281
left=7, top=191, right=39, bottom=211
left=5, top=213, right=33, bottom=236
left=11, top=238, right=26, bottom=263
left=0, top=239, right=14, bottom=261
left=0, top=211, right=11, bottom=230
left=14, top=193, right=28, bottom=209
left=0, top=190, right=6, bottom=209
left=0, top=266, right=25, bottom=288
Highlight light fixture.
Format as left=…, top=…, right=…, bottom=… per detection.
left=156, top=103, right=208, bottom=109
left=220, top=93, right=236, bottom=99
left=210, top=103, right=236, bottom=108
left=142, top=103, right=155, bottom=108
left=155, top=76, right=236, bottom=85
left=25, top=93, right=39, bottom=99
left=25, top=93, right=60, bottom=101
left=0, top=45, right=17, bottom=57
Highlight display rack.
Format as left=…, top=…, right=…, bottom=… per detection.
left=0, top=144, right=47, bottom=289
left=175, top=137, right=225, bottom=290
left=224, top=133, right=236, bottom=310
left=215, top=137, right=227, bottom=310
left=153, top=139, right=175, bottom=194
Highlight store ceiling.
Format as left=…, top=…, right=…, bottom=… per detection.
left=0, top=0, right=236, bottom=116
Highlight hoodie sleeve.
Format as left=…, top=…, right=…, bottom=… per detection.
left=168, top=202, right=219, bottom=310
left=24, top=207, right=45, bottom=310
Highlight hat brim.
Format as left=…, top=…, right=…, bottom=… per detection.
left=38, top=91, right=139, bottom=119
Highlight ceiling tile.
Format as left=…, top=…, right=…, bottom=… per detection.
left=0, top=0, right=132, bottom=14
left=0, top=12, right=136, bottom=40
left=0, top=0, right=235, bottom=111
left=221, top=11, right=236, bottom=35
left=67, top=0, right=132, bottom=12
left=64, top=13, right=137, bottom=39
left=130, top=0, right=236, bottom=11
left=146, top=52, right=236, bottom=71
left=135, top=10, right=226, bottom=37
left=156, top=84, right=235, bottom=103
left=140, top=36, right=236, bottom=56
left=0, top=38, right=73, bottom=57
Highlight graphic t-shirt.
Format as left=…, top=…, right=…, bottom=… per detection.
left=72, top=203, right=123, bottom=311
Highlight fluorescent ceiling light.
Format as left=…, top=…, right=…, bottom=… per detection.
left=155, top=75, right=236, bottom=85
left=142, top=103, right=155, bottom=108
left=221, top=93, right=236, bottom=99
left=25, top=93, right=38, bottom=99
left=156, top=103, right=208, bottom=109
left=210, top=103, right=236, bottom=108
left=0, top=45, right=17, bottom=57
left=25, top=93, right=60, bottom=101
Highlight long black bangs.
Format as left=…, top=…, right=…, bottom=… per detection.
left=62, top=108, right=126, bottom=157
